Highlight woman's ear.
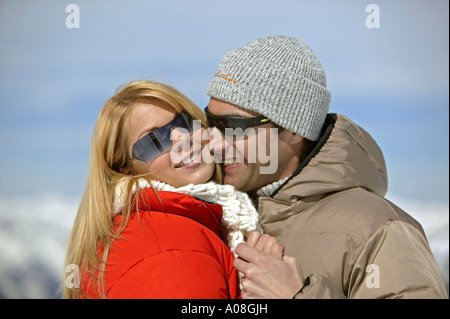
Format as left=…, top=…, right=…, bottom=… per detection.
left=119, top=166, right=132, bottom=175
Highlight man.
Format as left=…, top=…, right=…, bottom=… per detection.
left=205, top=35, right=448, bottom=298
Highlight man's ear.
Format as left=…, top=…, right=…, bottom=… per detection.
left=289, top=133, right=303, bottom=145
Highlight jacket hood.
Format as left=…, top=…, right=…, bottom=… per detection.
left=254, top=114, right=448, bottom=299
left=271, top=113, right=388, bottom=203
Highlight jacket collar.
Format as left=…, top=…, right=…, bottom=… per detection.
left=132, top=188, right=225, bottom=240
left=270, top=113, right=336, bottom=198
left=114, top=179, right=261, bottom=251
left=258, top=113, right=388, bottom=222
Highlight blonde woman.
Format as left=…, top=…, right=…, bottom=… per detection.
left=63, top=80, right=261, bottom=299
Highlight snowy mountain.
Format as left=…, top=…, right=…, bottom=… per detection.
left=0, top=193, right=448, bottom=298
left=0, top=194, right=78, bottom=298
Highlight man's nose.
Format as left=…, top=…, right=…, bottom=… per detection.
left=208, top=127, right=233, bottom=162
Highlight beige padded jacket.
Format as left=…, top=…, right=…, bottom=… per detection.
left=257, top=114, right=448, bottom=299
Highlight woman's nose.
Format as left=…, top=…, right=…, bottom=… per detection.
left=170, top=128, right=192, bottom=156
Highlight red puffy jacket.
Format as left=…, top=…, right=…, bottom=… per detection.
left=81, top=188, right=240, bottom=299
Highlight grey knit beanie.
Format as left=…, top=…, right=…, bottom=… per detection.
left=207, top=35, right=331, bottom=141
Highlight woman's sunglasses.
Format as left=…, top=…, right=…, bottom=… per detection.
left=205, top=107, right=271, bottom=137
left=132, top=112, right=194, bottom=163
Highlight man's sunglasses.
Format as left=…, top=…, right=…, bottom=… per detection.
left=205, top=107, right=271, bottom=137
left=132, top=112, right=193, bottom=163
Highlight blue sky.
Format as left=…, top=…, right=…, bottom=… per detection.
left=0, top=0, right=448, bottom=203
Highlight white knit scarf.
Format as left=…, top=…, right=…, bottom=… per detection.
left=256, top=177, right=289, bottom=197
left=114, top=178, right=262, bottom=254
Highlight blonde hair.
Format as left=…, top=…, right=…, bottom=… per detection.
left=63, top=80, right=220, bottom=298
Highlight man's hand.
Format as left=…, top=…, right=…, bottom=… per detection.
left=234, top=231, right=304, bottom=299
